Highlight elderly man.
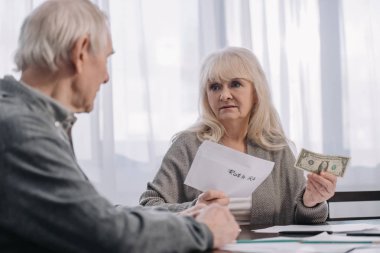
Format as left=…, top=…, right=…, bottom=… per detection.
left=0, top=0, right=239, bottom=252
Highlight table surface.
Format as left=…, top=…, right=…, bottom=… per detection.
left=209, top=219, right=380, bottom=253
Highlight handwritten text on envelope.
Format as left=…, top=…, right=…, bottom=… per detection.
left=184, top=141, right=274, bottom=197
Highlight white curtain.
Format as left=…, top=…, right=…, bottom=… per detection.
left=76, top=0, right=202, bottom=204
left=1, top=0, right=379, bottom=206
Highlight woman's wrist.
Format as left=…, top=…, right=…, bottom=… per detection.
left=302, top=193, right=318, bottom=207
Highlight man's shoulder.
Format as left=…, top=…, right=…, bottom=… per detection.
left=0, top=101, right=53, bottom=151
left=0, top=77, right=31, bottom=119
left=0, top=77, right=53, bottom=131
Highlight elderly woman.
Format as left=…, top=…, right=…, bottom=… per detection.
left=139, top=47, right=337, bottom=225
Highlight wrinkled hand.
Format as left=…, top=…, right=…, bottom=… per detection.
left=196, top=203, right=240, bottom=248
left=303, top=171, right=337, bottom=207
left=196, top=189, right=230, bottom=206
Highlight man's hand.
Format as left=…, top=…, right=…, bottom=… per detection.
left=196, top=203, right=240, bottom=249
left=196, top=189, right=230, bottom=206
left=303, top=171, right=337, bottom=207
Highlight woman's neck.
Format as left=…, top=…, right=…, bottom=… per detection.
left=221, top=122, right=249, bottom=153
left=221, top=137, right=247, bottom=153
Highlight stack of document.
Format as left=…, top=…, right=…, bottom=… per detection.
left=229, top=197, right=252, bottom=224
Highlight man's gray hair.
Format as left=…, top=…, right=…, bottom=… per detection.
left=14, top=0, right=109, bottom=72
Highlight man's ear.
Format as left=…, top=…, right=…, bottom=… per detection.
left=71, top=35, right=90, bottom=74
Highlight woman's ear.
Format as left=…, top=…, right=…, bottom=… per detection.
left=251, top=88, right=259, bottom=115
left=252, top=87, right=258, bottom=104
left=70, top=35, right=90, bottom=73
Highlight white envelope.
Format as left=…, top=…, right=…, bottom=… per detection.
left=184, top=140, right=274, bottom=197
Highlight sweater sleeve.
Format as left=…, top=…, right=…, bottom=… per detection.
left=292, top=167, right=328, bottom=224
left=0, top=117, right=213, bottom=253
left=294, top=188, right=329, bottom=224
left=281, top=145, right=328, bottom=225
left=139, top=132, right=202, bottom=212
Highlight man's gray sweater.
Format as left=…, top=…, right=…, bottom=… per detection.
left=0, top=76, right=213, bottom=253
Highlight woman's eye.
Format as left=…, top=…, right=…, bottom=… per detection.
left=231, top=80, right=242, bottom=88
left=209, top=83, right=221, bottom=91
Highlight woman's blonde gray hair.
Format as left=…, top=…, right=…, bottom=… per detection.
left=14, top=0, right=110, bottom=72
left=185, top=47, right=287, bottom=151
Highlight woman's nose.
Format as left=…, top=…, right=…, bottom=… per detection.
left=220, top=89, right=232, bottom=101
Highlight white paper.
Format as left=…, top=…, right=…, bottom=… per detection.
left=222, top=242, right=301, bottom=253
left=253, top=224, right=378, bottom=233
left=184, top=140, right=274, bottom=197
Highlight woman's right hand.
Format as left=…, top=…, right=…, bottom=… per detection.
left=196, top=189, right=230, bottom=206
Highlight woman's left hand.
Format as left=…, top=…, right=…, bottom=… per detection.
left=303, top=172, right=337, bottom=207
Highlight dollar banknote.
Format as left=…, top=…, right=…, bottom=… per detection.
left=294, top=148, right=350, bottom=177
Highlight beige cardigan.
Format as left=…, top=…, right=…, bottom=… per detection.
left=139, top=131, right=328, bottom=225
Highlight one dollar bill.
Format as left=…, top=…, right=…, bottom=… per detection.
left=294, top=148, right=350, bottom=177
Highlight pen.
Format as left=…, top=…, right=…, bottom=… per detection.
left=278, top=231, right=332, bottom=236
left=346, top=233, right=380, bottom=237
left=237, top=239, right=379, bottom=244
left=302, top=240, right=375, bottom=244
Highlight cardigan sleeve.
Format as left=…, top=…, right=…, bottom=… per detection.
left=139, top=132, right=203, bottom=212
left=284, top=143, right=329, bottom=224
left=291, top=158, right=328, bottom=224
left=275, top=144, right=329, bottom=225
left=294, top=189, right=329, bottom=224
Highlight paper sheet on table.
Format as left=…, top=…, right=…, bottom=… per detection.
left=222, top=241, right=301, bottom=253
left=253, top=223, right=378, bottom=233
left=223, top=233, right=380, bottom=253
left=184, top=140, right=274, bottom=197
left=222, top=242, right=377, bottom=253
left=303, top=232, right=380, bottom=243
